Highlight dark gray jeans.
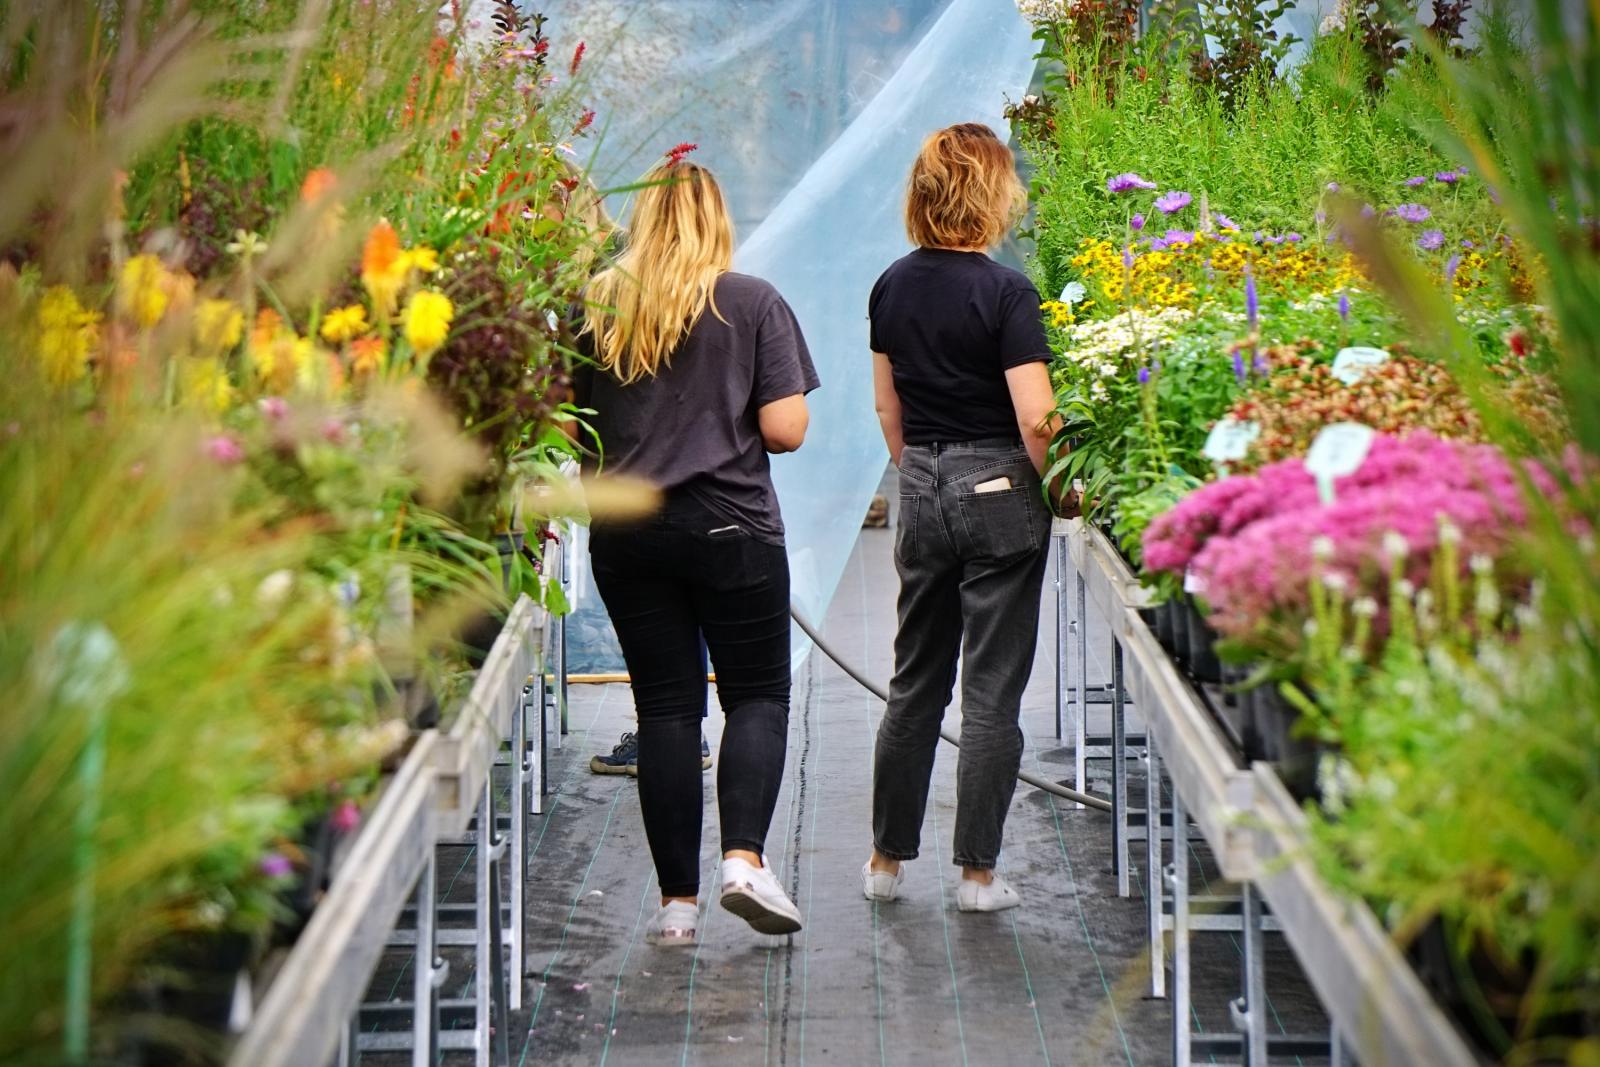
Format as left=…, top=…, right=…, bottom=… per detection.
left=872, top=439, right=1051, bottom=869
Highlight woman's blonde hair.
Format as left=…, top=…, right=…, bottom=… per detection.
left=581, top=161, right=733, bottom=383
left=904, top=123, right=1025, bottom=250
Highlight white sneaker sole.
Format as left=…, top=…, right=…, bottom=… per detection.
left=719, top=886, right=803, bottom=935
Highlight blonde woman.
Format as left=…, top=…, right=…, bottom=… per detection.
left=862, top=123, right=1057, bottom=912
left=575, top=161, right=818, bottom=945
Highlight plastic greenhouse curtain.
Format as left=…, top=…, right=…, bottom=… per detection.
left=545, top=0, right=1039, bottom=671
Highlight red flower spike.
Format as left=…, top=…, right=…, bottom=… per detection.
left=665, top=142, right=698, bottom=168
left=573, top=109, right=595, bottom=136
left=570, top=41, right=586, bottom=76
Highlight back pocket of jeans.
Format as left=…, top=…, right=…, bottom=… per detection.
left=957, top=486, right=1042, bottom=561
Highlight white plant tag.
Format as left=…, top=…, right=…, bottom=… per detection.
left=1202, top=417, right=1260, bottom=464
left=1183, top=568, right=1207, bottom=595
left=1330, top=346, right=1389, bottom=385
left=1305, top=422, right=1376, bottom=504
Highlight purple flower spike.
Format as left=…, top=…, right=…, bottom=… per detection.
left=1338, top=292, right=1351, bottom=321
left=1231, top=350, right=1247, bottom=384
left=1444, top=254, right=1462, bottom=284
left=260, top=852, right=293, bottom=879
left=1122, top=245, right=1135, bottom=270
left=1137, top=366, right=1152, bottom=385
left=1252, top=351, right=1270, bottom=375
left=1213, top=212, right=1238, bottom=231
left=1244, top=272, right=1259, bottom=328
left=1417, top=228, right=1446, bottom=251
left=1403, top=175, right=1429, bottom=187
left=1129, top=212, right=1146, bottom=232
left=1154, top=190, right=1192, bottom=214
left=1392, top=203, right=1432, bottom=223
left=1108, top=172, right=1157, bottom=193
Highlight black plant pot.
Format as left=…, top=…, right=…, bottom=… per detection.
left=1251, top=682, right=1324, bottom=800
left=273, top=814, right=336, bottom=946
left=1136, top=606, right=1162, bottom=644
left=1184, top=602, right=1223, bottom=685
left=1221, top=661, right=1265, bottom=759
left=1167, top=599, right=1192, bottom=669
left=1149, top=600, right=1174, bottom=651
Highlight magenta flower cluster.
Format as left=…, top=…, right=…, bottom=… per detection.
left=1142, top=433, right=1575, bottom=641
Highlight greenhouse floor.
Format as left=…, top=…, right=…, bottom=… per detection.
left=367, top=514, right=1330, bottom=1065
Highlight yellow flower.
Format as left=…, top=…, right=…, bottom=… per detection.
left=117, top=254, right=169, bottom=328
left=349, top=336, right=388, bottom=376
left=400, top=246, right=440, bottom=274
left=320, top=304, right=370, bottom=344
left=182, top=357, right=236, bottom=413
left=402, top=289, right=453, bottom=356
left=36, top=285, right=100, bottom=387
left=193, top=298, right=244, bottom=356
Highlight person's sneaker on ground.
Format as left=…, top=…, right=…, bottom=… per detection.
left=956, top=871, right=1021, bottom=913
left=701, top=734, right=712, bottom=771
left=590, top=731, right=638, bottom=776
left=719, top=855, right=803, bottom=935
left=644, top=899, right=699, bottom=946
left=861, top=859, right=905, bottom=902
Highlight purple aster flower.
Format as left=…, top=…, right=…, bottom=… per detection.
left=1360, top=203, right=1377, bottom=219
left=1231, top=350, right=1247, bottom=384
left=1284, top=232, right=1303, bottom=242
left=1326, top=181, right=1341, bottom=193
left=1244, top=271, right=1259, bottom=328
left=1315, top=208, right=1328, bottom=226
left=1391, top=203, right=1432, bottom=223
left=1338, top=292, right=1351, bottom=321
left=260, top=852, right=293, bottom=878
left=1416, top=228, right=1446, bottom=251
left=1444, top=254, right=1462, bottom=283
left=1403, top=175, right=1429, bottom=187
left=1130, top=212, right=1146, bottom=232
left=1122, top=244, right=1135, bottom=270
left=1107, top=172, right=1157, bottom=193
left=1460, top=239, right=1475, bottom=249
left=1154, top=190, right=1192, bottom=214
left=1252, top=230, right=1265, bottom=243
left=1137, top=366, right=1152, bottom=385
left=1213, top=212, right=1238, bottom=231
left=1435, top=170, right=1461, bottom=184
left=1164, top=229, right=1196, bottom=245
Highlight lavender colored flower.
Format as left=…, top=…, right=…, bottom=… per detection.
left=1137, top=366, right=1152, bottom=385
left=260, top=852, right=293, bottom=878
left=1122, top=244, right=1135, bottom=270
left=1107, top=172, right=1157, bottom=193
left=1315, top=208, right=1328, bottom=226
left=1460, top=239, right=1475, bottom=249
left=1284, top=232, right=1303, bottom=242
left=1435, top=170, right=1461, bottom=184
left=1253, top=351, right=1270, bottom=375
left=1213, top=212, right=1238, bottom=231
left=1244, top=272, right=1259, bottom=329
left=1444, top=254, right=1462, bottom=284
left=1129, top=212, right=1146, bottom=232
left=1403, top=175, right=1429, bottom=187
left=1338, top=292, right=1351, bottom=321
left=1416, top=228, right=1446, bottom=251
left=1360, top=203, right=1377, bottom=219
left=1147, top=238, right=1169, bottom=252
left=1231, top=350, right=1247, bottom=384
left=1164, top=228, right=1196, bottom=246
left=1154, top=190, right=1192, bottom=214
left=1325, top=181, right=1341, bottom=193
left=1391, top=203, right=1432, bottom=223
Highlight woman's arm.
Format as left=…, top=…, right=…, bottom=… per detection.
left=872, top=352, right=905, bottom=467
left=758, top=394, right=809, bottom=453
left=1004, top=361, right=1059, bottom=475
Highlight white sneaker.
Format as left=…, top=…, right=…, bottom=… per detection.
left=645, top=900, right=698, bottom=946
left=956, top=872, right=1021, bottom=913
left=862, top=860, right=905, bottom=902
left=719, top=856, right=802, bottom=935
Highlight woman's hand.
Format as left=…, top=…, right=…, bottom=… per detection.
left=1004, top=362, right=1059, bottom=475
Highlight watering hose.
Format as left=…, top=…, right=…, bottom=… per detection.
left=788, top=604, right=1113, bottom=813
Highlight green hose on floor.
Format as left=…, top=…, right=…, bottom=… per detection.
left=788, top=604, right=1114, bottom=813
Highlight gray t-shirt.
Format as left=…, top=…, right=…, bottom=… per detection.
left=573, top=272, right=820, bottom=544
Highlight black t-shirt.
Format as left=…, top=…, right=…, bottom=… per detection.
left=867, top=248, right=1050, bottom=445
left=573, top=272, right=820, bottom=544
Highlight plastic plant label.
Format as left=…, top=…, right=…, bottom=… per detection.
left=1305, top=422, right=1376, bottom=504
left=1202, top=417, right=1261, bottom=464
left=1330, top=346, right=1389, bottom=385
left=1183, top=568, right=1207, bottom=595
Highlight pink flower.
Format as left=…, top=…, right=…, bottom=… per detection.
left=260, top=852, right=293, bottom=878
left=331, top=799, right=361, bottom=834
left=259, top=396, right=289, bottom=421
left=205, top=434, right=245, bottom=465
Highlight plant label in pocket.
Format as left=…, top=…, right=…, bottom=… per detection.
left=1330, top=346, right=1389, bottom=384
left=1305, top=422, right=1376, bottom=504
left=1202, top=417, right=1260, bottom=465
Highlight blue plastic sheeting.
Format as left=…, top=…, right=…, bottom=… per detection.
left=547, top=0, right=1038, bottom=672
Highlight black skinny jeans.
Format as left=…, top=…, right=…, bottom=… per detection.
left=589, top=495, right=792, bottom=899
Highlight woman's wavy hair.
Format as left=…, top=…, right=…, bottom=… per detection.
left=904, top=123, right=1025, bottom=250
left=581, top=161, right=733, bottom=383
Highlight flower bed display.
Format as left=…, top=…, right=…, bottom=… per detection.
left=1020, top=0, right=1598, bottom=1059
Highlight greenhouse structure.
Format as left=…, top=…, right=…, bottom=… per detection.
left=3, top=1, right=1597, bottom=1065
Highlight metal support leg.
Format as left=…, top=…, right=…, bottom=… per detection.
left=1111, top=638, right=1129, bottom=897
left=1054, top=534, right=1067, bottom=740
left=508, top=693, right=526, bottom=1013
left=1073, top=571, right=1089, bottom=803
left=557, top=538, right=570, bottom=739
left=1146, top=735, right=1166, bottom=998
left=1330, top=1026, right=1358, bottom=1067
left=486, top=834, right=512, bottom=1067
left=547, top=672, right=562, bottom=753
left=1169, top=784, right=1191, bottom=1065
left=335, top=1007, right=359, bottom=1067
left=412, top=852, right=440, bottom=1067
left=1231, top=882, right=1268, bottom=1064
left=526, top=684, right=544, bottom=813
left=473, top=782, right=511, bottom=1067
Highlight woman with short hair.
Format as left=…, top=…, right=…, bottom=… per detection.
left=862, top=123, right=1058, bottom=913
left=576, top=160, right=818, bottom=944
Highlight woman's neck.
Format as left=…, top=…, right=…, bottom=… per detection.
left=925, top=243, right=988, bottom=254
